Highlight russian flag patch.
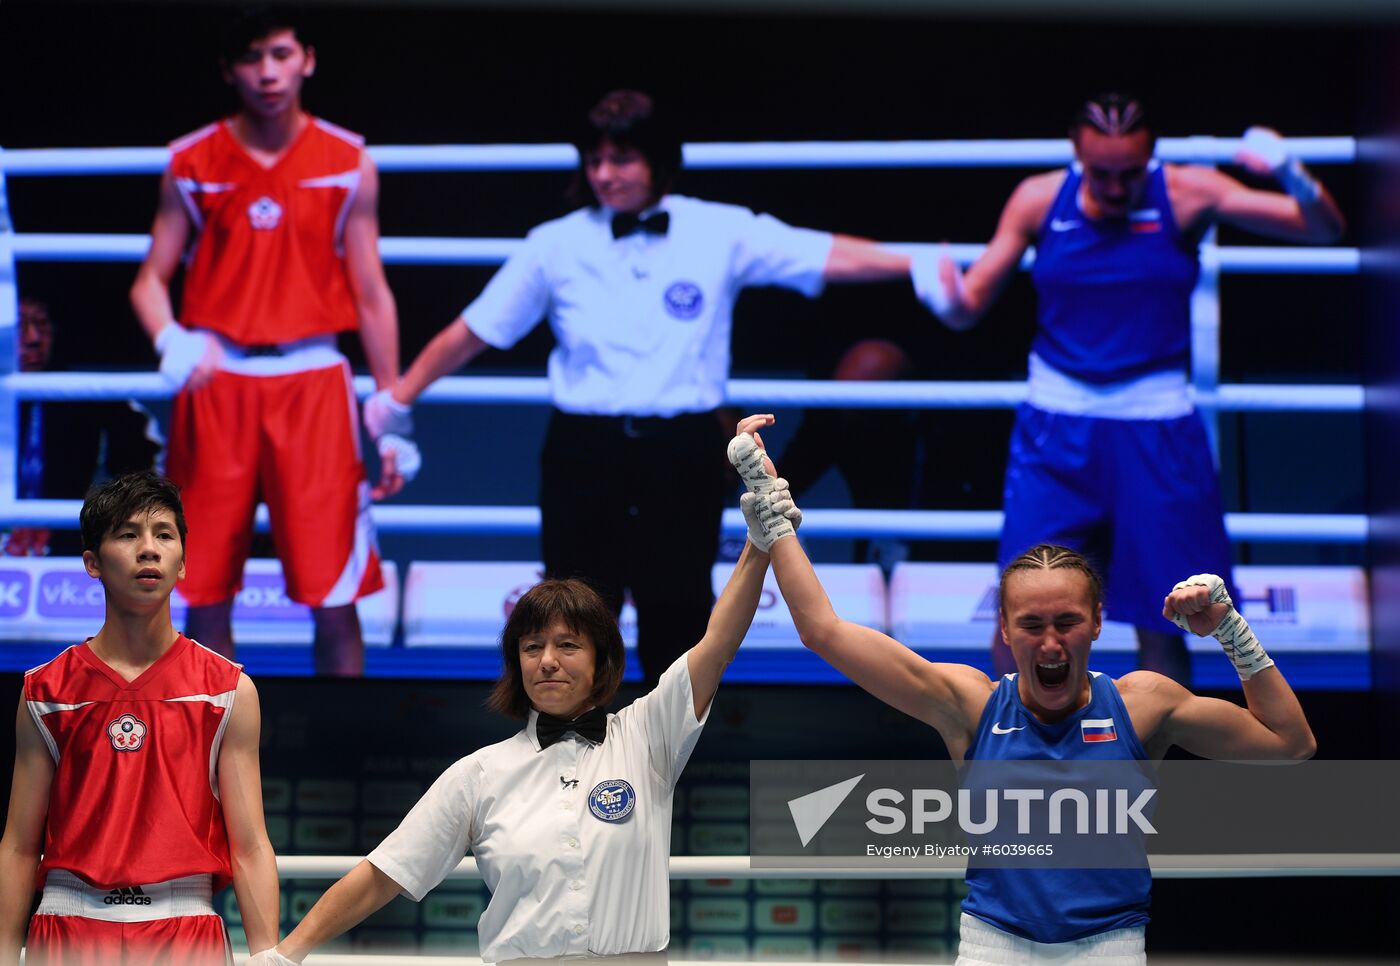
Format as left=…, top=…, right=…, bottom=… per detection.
left=1081, top=718, right=1118, bottom=743
left=1129, top=208, right=1162, bottom=233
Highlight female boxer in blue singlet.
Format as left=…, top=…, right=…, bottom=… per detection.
left=728, top=430, right=1316, bottom=964
left=928, top=94, right=1345, bottom=682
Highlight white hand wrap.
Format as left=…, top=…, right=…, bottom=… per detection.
left=1242, top=126, right=1321, bottom=204
left=728, top=433, right=776, bottom=496
left=740, top=478, right=802, bottom=552
left=154, top=323, right=211, bottom=390
left=1169, top=573, right=1275, bottom=681
left=910, top=246, right=963, bottom=320
left=363, top=388, right=413, bottom=440
left=247, top=949, right=298, bottom=966
left=378, top=433, right=422, bottom=482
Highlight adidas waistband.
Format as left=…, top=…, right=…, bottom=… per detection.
left=36, top=869, right=216, bottom=922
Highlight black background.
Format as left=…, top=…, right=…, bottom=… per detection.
left=1, top=0, right=1365, bottom=383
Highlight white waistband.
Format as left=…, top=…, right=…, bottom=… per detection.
left=1027, top=353, right=1193, bottom=419
left=37, top=869, right=216, bottom=922
left=205, top=332, right=344, bottom=376
left=500, top=955, right=668, bottom=966
left=957, top=913, right=1145, bottom=966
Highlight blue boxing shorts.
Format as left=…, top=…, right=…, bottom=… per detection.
left=996, top=403, right=1237, bottom=631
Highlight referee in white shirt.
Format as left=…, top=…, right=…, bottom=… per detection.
left=254, top=416, right=799, bottom=965
left=362, top=89, right=920, bottom=683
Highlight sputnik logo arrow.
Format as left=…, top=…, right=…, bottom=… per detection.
left=787, top=774, right=864, bottom=847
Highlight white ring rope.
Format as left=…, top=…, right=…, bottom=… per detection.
left=0, top=136, right=1356, bottom=176
left=272, top=853, right=1400, bottom=881
left=0, top=372, right=1366, bottom=412
left=0, top=135, right=1362, bottom=544
left=0, top=498, right=1368, bottom=542
left=7, top=233, right=1360, bottom=273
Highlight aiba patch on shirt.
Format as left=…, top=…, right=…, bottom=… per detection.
left=108, top=713, right=148, bottom=752
left=248, top=196, right=284, bottom=230
left=588, top=779, right=636, bottom=822
left=663, top=281, right=704, bottom=320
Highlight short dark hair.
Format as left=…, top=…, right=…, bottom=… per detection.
left=569, top=90, right=683, bottom=207
left=486, top=579, right=626, bottom=718
left=1070, top=92, right=1155, bottom=146
left=999, top=543, right=1104, bottom=616
left=219, top=4, right=311, bottom=63
left=80, top=472, right=188, bottom=554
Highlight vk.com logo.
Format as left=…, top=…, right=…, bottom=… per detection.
left=0, top=571, right=31, bottom=618
left=37, top=572, right=104, bottom=618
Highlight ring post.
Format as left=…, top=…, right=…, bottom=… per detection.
left=1193, top=224, right=1223, bottom=463
left=0, top=147, right=19, bottom=511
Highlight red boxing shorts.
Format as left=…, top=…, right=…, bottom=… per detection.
left=26, top=871, right=232, bottom=966
left=167, top=353, right=383, bottom=608
left=26, top=915, right=231, bottom=966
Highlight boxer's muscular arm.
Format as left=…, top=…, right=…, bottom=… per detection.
left=766, top=536, right=993, bottom=757
left=1122, top=576, right=1316, bottom=761
left=130, top=171, right=189, bottom=344
left=344, top=153, right=401, bottom=391
left=932, top=172, right=1058, bottom=330
left=1171, top=128, right=1344, bottom=243
left=1122, top=664, right=1316, bottom=761
left=1172, top=165, right=1344, bottom=243
left=727, top=418, right=993, bottom=757
left=130, top=173, right=222, bottom=391
left=220, top=674, right=281, bottom=954
left=0, top=696, right=54, bottom=966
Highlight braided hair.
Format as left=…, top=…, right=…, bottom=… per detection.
left=998, top=544, right=1104, bottom=616
left=1071, top=93, right=1153, bottom=143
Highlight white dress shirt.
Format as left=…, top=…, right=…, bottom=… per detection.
left=367, top=654, right=709, bottom=963
left=463, top=194, right=834, bottom=416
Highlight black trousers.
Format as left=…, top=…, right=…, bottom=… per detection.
left=540, top=409, right=730, bottom=685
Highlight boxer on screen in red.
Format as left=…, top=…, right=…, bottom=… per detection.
left=130, top=5, right=414, bottom=676
left=0, top=472, right=281, bottom=965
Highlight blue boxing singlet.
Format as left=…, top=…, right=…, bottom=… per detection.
left=960, top=672, right=1152, bottom=943
left=1029, top=162, right=1200, bottom=385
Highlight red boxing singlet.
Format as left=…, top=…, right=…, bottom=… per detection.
left=25, top=635, right=243, bottom=891
left=168, top=116, right=364, bottom=344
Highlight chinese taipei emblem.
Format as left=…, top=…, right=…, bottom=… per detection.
left=108, top=714, right=148, bottom=752
left=247, top=196, right=283, bottom=230
left=588, top=779, right=636, bottom=822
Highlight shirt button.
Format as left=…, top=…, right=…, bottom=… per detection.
left=560, top=800, right=572, bottom=810
left=567, top=837, right=580, bottom=849
left=570, top=880, right=584, bottom=891
left=573, top=924, right=586, bottom=935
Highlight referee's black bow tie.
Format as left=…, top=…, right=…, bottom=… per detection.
left=611, top=211, right=670, bottom=240
left=536, top=706, right=608, bottom=748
